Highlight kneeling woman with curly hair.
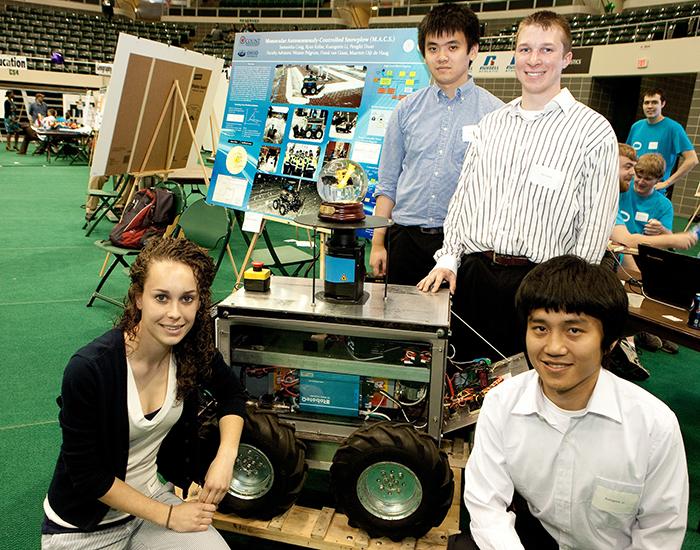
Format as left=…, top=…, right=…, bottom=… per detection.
left=42, top=237, right=246, bottom=549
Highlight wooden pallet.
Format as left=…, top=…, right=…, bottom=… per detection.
left=212, top=439, right=469, bottom=549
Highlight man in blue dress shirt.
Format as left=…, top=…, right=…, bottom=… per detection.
left=370, top=3, right=503, bottom=285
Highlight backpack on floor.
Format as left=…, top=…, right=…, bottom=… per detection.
left=109, top=187, right=176, bottom=249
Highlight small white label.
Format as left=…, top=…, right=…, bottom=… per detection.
left=648, top=141, right=659, bottom=150
left=211, top=174, right=247, bottom=207
left=351, top=141, right=382, bottom=164
left=242, top=211, right=264, bottom=233
left=662, top=314, right=684, bottom=322
left=635, top=211, right=650, bottom=222
left=592, top=484, right=640, bottom=515
left=528, top=165, right=564, bottom=190
left=462, top=125, right=477, bottom=142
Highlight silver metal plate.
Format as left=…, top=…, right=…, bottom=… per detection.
left=218, top=277, right=450, bottom=329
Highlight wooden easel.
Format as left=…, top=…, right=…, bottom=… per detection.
left=209, top=112, right=220, bottom=161
left=99, top=79, right=238, bottom=278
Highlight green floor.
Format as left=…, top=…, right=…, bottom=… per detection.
left=0, top=146, right=698, bottom=549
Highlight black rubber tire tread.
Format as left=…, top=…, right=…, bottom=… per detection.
left=272, top=199, right=280, bottom=210
left=279, top=204, right=288, bottom=216
left=330, top=422, right=453, bottom=542
left=219, top=411, right=307, bottom=519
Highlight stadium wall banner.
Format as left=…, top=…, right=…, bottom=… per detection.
left=207, top=28, right=430, bottom=227
left=0, top=55, right=27, bottom=73
left=95, top=62, right=113, bottom=76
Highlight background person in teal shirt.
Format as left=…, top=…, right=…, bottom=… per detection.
left=611, top=144, right=696, bottom=252
left=626, top=88, right=697, bottom=195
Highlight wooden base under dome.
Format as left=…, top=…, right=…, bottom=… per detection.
left=318, top=201, right=365, bottom=222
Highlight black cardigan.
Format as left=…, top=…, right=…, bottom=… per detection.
left=46, top=328, right=246, bottom=531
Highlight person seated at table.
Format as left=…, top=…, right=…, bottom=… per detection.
left=614, top=148, right=692, bottom=354
left=611, top=144, right=697, bottom=254
left=603, top=144, right=697, bottom=376
left=463, top=255, right=688, bottom=550
left=42, top=109, right=59, bottom=130
left=617, top=153, right=674, bottom=262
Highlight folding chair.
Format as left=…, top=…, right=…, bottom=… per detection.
left=83, top=174, right=131, bottom=237
left=86, top=182, right=187, bottom=308
left=233, top=210, right=314, bottom=277
left=176, top=198, right=234, bottom=277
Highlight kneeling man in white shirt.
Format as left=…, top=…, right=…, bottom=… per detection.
left=464, top=255, right=688, bottom=550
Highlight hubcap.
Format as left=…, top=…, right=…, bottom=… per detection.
left=229, top=444, right=274, bottom=500
left=356, top=461, right=422, bottom=520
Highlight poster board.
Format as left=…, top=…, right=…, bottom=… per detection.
left=202, top=69, right=230, bottom=153
left=91, top=34, right=222, bottom=177
left=207, top=29, right=430, bottom=224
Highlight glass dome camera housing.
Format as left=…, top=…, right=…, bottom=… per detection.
left=317, top=158, right=368, bottom=203
left=317, top=158, right=368, bottom=222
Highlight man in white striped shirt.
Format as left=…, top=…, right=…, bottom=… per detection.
left=418, top=11, right=619, bottom=361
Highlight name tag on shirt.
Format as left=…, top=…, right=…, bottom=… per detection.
left=592, top=483, right=641, bottom=515
left=462, top=125, right=477, bottom=143
left=528, top=164, right=564, bottom=190
left=635, top=211, right=650, bottom=223
left=648, top=141, right=659, bottom=150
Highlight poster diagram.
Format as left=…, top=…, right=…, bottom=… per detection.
left=208, top=28, right=430, bottom=223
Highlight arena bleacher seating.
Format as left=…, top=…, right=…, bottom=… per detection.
left=0, top=1, right=698, bottom=71
left=481, top=3, right=699, bottom=50
left=0, top=3, right=194, bottom=73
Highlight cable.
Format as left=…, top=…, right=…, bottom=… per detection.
left=365, top=394, right=386, bottom=416
left=378, top=389, right=411, bottom=423
left=360, top=410, right=391, bottom=422
left=639, top=286, right=689, bottom=311
left=449, top=309, right=508, bottom=361
left=610, top=250, right=641, bottom=285
left=397, top=385, right=427, bottom=407
left=447, top=343, right=457, bottom=360
left=345, top=342, right=401, bottom=361
left=445, top=374, right=455, bottom=399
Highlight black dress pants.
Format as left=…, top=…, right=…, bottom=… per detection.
left=450, top=253, right=536, bottom=362
left=386, top=224, right=443, bottom=286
